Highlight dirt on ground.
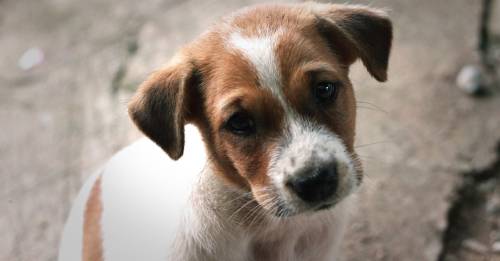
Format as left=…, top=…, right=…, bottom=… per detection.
left=439, top=143, right=500, bottom=261
left=1, top=0, right=500, bottom=261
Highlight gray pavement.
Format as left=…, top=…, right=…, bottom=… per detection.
left=1, top=0, right=500, bottom=261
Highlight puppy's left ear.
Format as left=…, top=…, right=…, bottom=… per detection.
left=313, top=4, right=393, bottom=82
left=128, top=54, right=201, bottom=160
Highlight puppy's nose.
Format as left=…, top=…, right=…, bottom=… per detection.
left=287, top=165, right=338, bottom=203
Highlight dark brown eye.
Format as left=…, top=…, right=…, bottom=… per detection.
left=314, top=81, right=340, bottom=104
left=225, top=112, right=256, bottom=136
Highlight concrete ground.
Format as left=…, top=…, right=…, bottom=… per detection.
left=1, top=0, right=499, bottom=261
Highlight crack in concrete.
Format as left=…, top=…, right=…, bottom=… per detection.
left=439, top=142, right=500, bottom=261
left=111, top=38, right=139, bottom=94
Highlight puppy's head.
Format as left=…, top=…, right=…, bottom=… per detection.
left=129, top=3, right=392, bottom=217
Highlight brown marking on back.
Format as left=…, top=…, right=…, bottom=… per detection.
left=83, top=176, right=103, bottom=261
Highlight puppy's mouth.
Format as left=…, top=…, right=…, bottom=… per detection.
left=269, top=197, right=338, bottom=218
left=316, top=203, right=334, bottom=211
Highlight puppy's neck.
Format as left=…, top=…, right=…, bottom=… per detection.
left=195, top=163, right=266, bottom=229
left=193, top=162, right=340, bottom=231
left=176, top=161, right=350, bottom=261
left=196, top=163, right=246, bottom=207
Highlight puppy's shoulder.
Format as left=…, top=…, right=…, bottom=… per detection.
left=104, top=124, right=206, bottom=179
left=98, top=125, right=207, bottom=260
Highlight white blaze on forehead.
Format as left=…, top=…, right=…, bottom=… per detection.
left=228, top=31, right=286, bottom=107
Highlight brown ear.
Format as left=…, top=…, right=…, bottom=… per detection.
left=313, top=4, right=393, bottom=82
left=128, top=56, right=200, bottom=160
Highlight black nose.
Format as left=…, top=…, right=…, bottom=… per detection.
left=287, top=165, right=338, bottom=203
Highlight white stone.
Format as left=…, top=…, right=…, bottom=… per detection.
left=456, top=64, right=483, bottom=94
left=462, top=238, right=488, bottom=254
left=492, top=241, right=500, bottom=253
left=18, top=47, right=44, bottom=70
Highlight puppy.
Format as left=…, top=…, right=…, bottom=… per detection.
left=59, top=3, right=392, bottom=261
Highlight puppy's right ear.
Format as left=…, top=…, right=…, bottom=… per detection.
left=128, top=54, right=200, bottom=160
left=312, top=4, right=393, bottom=82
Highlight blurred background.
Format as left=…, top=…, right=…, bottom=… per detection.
left=1, top=0, right=500, bottom=260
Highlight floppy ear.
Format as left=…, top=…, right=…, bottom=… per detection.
left=128, top=55, right=200, bottom=160
left=313, top=4, right=393, bottom=82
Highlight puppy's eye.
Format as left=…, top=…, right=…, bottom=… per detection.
left=314, top=81, right=340, bottom=103
left=225, top=112, right=256, bottom=136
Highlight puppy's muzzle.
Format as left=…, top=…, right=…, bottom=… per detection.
left=286, top=161, right=338, bottom=203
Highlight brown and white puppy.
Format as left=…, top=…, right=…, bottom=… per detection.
left=59, top=3, right=392, bottom=261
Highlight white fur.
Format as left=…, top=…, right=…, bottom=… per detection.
left=100, top=126, right=207, bottom=260
left=59, top=125, right=207, bottom=261
left=228, top=31, right=286, bottom=107
left=269, top=117, right=358, bottom=214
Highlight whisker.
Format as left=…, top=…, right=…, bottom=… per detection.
left=356, top=100, right=388, bottom=114
left=357, top=155, right=391, bottom=166
left=246, top=193, right=278, bottom=227
left=223, top=191, right=253, bottom=206
left=355, top=140, right=393, bottom=149
left=228, top=197, right=258, bottom=223
left=243, top=202, right=266, bottom=227
left=239, top=192, right=273, bottom=225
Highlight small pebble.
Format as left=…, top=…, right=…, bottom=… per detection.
left=18, top=47, right=44, bottom=70
left=456, top=65, right=484, bottom=94
left=486, top=195, right=500, bottom=215
left=462, top=238, right=488, bottom=254
left=492, top=241, right=500, bottom=254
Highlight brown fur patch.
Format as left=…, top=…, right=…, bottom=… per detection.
left=83, top=176, right=103, bottom=261
left=274, top=20, right=357, bottom=154
left=205, top=64, right=285, bottom=189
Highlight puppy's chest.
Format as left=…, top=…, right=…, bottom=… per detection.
left=244, top=223, right=334, bottom=261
